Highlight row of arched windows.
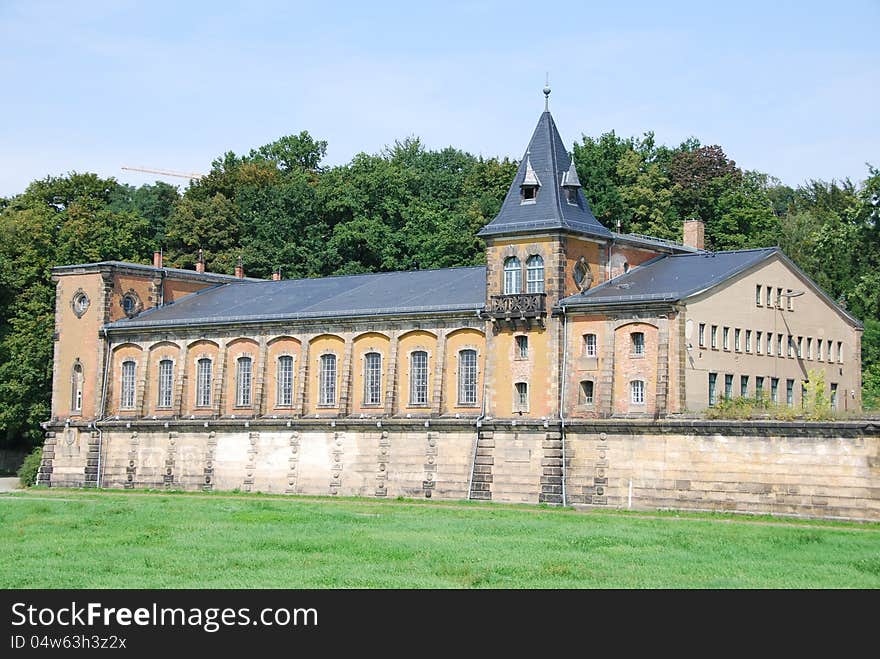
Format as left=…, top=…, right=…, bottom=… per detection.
left=503, top=255, right=544, bottom=295
left=99, top=349, right=481, bottom=414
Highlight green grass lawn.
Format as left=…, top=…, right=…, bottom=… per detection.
left=1, top=489, right=878, bottom=588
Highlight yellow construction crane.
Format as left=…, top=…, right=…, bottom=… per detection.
left=121, top=166, right=204, bottom=180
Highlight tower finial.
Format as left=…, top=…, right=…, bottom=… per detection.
left=543, top=73, right=551, bottom=111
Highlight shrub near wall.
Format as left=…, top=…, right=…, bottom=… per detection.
left=17, top=447, right=42, bottom=487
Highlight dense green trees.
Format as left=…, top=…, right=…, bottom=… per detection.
left=0, top=130, right=877, bottom=446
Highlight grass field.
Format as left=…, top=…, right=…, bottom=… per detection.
left=1, top=489, right=879, bottom=588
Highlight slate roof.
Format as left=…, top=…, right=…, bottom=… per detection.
left=106, top=266, right=487, bottom=330
left=477, top=111, right=612, bottom=240
left=559, top=248, right=779, bottom=307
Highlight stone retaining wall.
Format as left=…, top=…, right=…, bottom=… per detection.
left=39, top=419, right=880, bottom=521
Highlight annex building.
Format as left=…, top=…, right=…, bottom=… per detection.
left=39, top=92, right=877, bottom=521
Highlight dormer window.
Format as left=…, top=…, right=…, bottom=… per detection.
left=565, top=187, right=579, bottom=205
left=520, top=154, right=541, bottom=205
left=561, top=153, right=582, bottom=206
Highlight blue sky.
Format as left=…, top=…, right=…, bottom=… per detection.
left=1, top=0, right=878, bottom=196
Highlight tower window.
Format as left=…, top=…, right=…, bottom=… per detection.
left=565, top=187, right=578, bottom=205
left=584, top=333, right=597, bottom=357
left=525, top=255, right=544, bottom=293
left=522, top=186, right=537, bottom=201
left=515, top=335, right=529, bottom=359
left=503, top=257, right=522, bottom=295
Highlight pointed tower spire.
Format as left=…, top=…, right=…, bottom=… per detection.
left=562, top=153, right=582, bottom=189
left=521, top=150, right=541, bottom=188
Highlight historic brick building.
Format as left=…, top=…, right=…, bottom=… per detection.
left=37, top=93, right=872, bottom=517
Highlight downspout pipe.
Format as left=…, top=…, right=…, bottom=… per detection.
left=93, top=327, right=112, bottom=488
left=559, top=305, right=568, bottom=507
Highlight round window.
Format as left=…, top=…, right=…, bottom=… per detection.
left=122, top=295, right=135, bottom=314
left=120, top=292, right=141, bottom=317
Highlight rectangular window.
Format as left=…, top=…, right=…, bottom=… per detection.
left=734, top=328, right=741, bottom=352
left=837, top=341, right=843, bottom=363
left=711, top=325, right=718, bottom=349
left=196, top=359, right=212, bottom=407
left=698, top=323, right=706, bottom=348
left=740, top=375, right=748, bottom=398
left=319, top=354, right=337, bottom=406
left=786, top=289, right=794, bottom=311
left=236, top=357, right=252, bottom=407
left=806, top=337, right=812, bottom=360
left=756, top=331, right=763, bottom=354
left=766, top=332, right=773, bottom=355
left=830, top=383, right=838, bottom=410
left=724, top=374, right=733, bottom=400
left=777, top=334, right=784, bottom=357
left=776, top=287, right=783, bottom=308
left=786, top=379, right=794, bottom=407
left=829, top=341, right=835, bottom=362
left=816, top=339, right=823, bottom=361
left=787, top=335, right=794, bottom=358
left=364, top=353, right=383, bottom=406
left=409, top=351, right=429, bottom=406
left=745, top=330, right=752, bottom=353
left=277, top=355, right=294, bottom=407
left=516, top=335, right=529, bottom=359
left=723, top=327, right=730, bottom=350
left=755, top=376, right=764, bottom=399
left=771, top=377, right=779, bottom=404
left=801, top=382, right=808, bottom=409
left=458, top=350, right=478, bottom=406
left=796, top=336, right=803, bottom=358
left=631, top=380, right=645, bottom=404
left=158, top=360, right=173, bottom=408
left=755, top=284, right=762, bottom=306
left=584, top=334, right=597, bottom=357
left=708, top=373, right=717, bottom=406
left=766, top=286, right=773, bottom=306
left=515, top=382, right=529, bottom=409
left=631, top=332, right=645, bottom=356
left=121, top=361, right=136, bottom=410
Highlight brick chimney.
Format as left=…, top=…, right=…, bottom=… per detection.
left=683, top=219, right=705, bottom=250
left=152, top=250, right=163, bottom=268
left=271, top=268, right=281, bottom=281
left=234, top=255, right=244, bottom=279
left=195, top=249, right=205, bottom=274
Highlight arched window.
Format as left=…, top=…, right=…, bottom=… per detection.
left=276, top=355, right=294, bottom=407
left=71, top=362, right=84, bottom=412
left=196, top=358, right=212, bottom=407
left=319, top=354, right=337, bottom=406
left=583, top=333, right=598, bottom=357
left=579, top=380, right=594, bottom=405
left=526, top=255, right=544, bottom=293
left=458, top=349, right=478, bottom=406
left=235, top=356, right=252, bottom=407
left=409, top=351, right=429, bottom=406
left=630, top=380, right=645, bottom=405
left=157, top=359, right=174, bottom=408
left=503, top=257, right=521, bottom=295
left=631, top=332, right=645, bottom=355
left=363, top=352, right=382, bottom=406
left=120, top=360, right=136, bottom=410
